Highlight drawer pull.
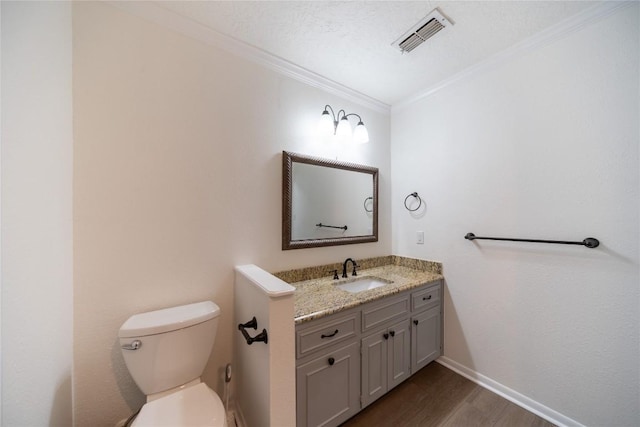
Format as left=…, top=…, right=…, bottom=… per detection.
left=423, top=295, right=432, bottom=301
left=328, top=357, right=335, bottom=366
left=413, top=320, right=419, bottom=325
left=389, top=330, right=395, bottom=337
left=321, top=329, right=339, bottom=339
left=383, top=333, right=389, bottom=340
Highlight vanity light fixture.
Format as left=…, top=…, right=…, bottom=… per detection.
left=318, top=104, right=369, bottom=144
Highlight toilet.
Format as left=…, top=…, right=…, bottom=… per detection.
left=119, top=301, right=227, bottom=427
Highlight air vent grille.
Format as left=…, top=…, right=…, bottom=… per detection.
left=392, top=9, right=452, bottom=54
left=398, top=18, right=444, bottom=52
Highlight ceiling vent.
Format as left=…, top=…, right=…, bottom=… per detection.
left=392, top=8, right=452, bottom=53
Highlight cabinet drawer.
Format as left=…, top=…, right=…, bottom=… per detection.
left=297, top=313, right=358, bottom=359
left=411, top=284, right=440, bottom=312
left=362, top=295, right=409, bottom=332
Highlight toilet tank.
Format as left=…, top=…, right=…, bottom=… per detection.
left=119, top=301, right=220, bottom=396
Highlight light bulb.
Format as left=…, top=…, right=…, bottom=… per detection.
left=317, top=110, right=335, bottom=140
left=336, top=116, right=352, bottom=143
left=353, top=121, right=369, bottom=144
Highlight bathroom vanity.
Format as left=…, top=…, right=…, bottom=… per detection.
left=276, top=256, right=443, bottom=427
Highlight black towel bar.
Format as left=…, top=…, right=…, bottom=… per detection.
left=465, top=233, right=599, bottom=248
left=238, top=316, right=268, bottom=345
left=316, top=223, right=348, bottom=231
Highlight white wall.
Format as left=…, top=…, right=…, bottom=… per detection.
left=72, top=3, right=391, bottom=425
left=1, top=2, right=74, bottom=426
left=391, top=4, right=639, bottom=426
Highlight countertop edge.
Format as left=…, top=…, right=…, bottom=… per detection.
left=293, top=267, right=443, bottom=325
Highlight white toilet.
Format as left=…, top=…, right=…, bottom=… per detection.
left=119, top=301, right=227, bottom=427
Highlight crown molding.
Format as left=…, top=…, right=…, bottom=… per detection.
left=393, top=1, right=634, bottom=112
left=107, top=1, right=391, bottom=115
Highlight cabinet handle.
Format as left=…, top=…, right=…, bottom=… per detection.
left=413, top=320, right=419, bottom=325
left=321, top=329, right=339, bottom=339
left=328, top=357, right=335, bottom=366
left=423, top=295, right=432, bottom=301
left=389, top=330, right=395, bottom=337
left=383, top=333, right=389, bottom=340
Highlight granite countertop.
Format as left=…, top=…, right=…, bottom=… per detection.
left=274, top=256, right=443, bottom=324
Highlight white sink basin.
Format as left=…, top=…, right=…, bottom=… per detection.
left=336, top=277, right=393, bottom=293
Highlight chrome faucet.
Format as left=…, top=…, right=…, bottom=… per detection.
left=342, top=258, right=358, bottom=278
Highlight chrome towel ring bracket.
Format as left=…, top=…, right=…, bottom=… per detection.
left=404, top=192, right=422, bottom=212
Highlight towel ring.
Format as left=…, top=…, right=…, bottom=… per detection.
left=404, top=192, right=422, bottom=212
left=364, top=196, right=373, bottom=213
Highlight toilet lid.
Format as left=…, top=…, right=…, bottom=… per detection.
left=132, top=383, right=227, bottom=427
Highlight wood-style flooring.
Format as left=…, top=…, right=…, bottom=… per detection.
left=341, top=362, right=555, bottom=427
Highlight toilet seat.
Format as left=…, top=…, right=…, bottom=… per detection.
left=132, top=382, right=227, bottom=427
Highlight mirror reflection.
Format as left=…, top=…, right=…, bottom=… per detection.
left=282, top=151, right=378, bottom=250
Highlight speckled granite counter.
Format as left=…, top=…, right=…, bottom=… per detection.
left=274, top=256, right=443, bottom=324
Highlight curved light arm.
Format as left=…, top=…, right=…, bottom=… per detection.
left=343, top=113, right=363, bottom=123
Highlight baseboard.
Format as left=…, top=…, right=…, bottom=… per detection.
left=436, top=357, right=585, bottom=427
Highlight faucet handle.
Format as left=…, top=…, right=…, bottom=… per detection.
left=352, top=261, right=358, bottom=276
left=329, top=269, right=339, bottom=280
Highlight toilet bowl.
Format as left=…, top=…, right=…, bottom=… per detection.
left=134, top=382, right=226, bottom=426
left=119, top=301, right=227, bottom=427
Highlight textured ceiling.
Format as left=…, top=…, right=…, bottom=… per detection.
left=155, top=1, right=597, bottom=105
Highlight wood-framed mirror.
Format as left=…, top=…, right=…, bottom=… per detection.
left=282, top=151, right=378, bottom=250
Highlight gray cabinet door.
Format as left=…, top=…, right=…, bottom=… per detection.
left=296, top=341, right=360, bottom=427
left=361, top=318, right=411, bottom=408
left=361, top=330, right=388, bottom=408
left=387, top=318, right=411, bottom=390
left=411, top=305, right=441, bottom=373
